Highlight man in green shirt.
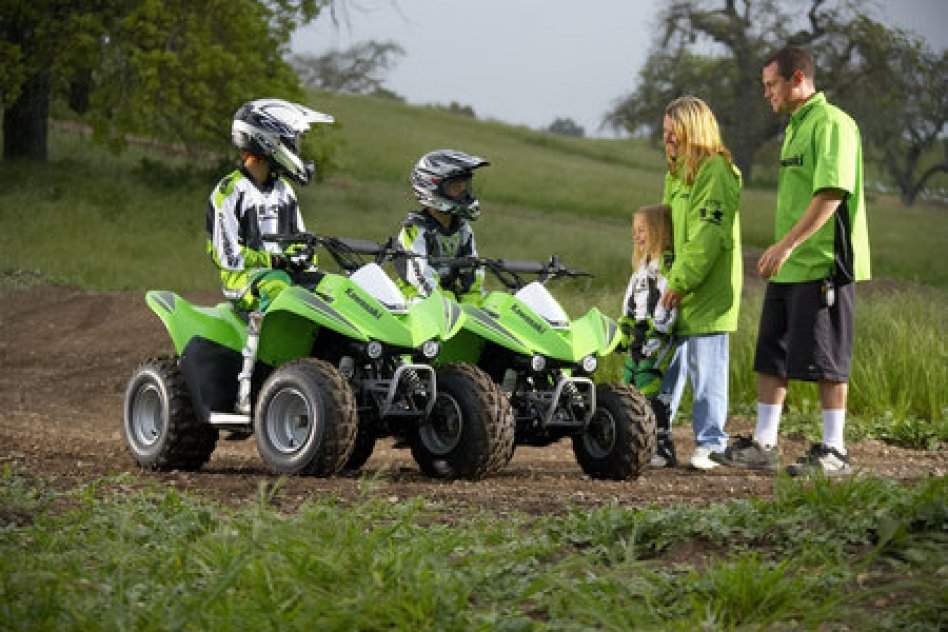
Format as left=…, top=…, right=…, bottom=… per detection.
left=713, top=46, right=870, bottom=477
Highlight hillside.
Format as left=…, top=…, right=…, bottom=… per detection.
left=2, top=89, right=945, bottom=294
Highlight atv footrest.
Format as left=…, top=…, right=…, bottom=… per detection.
left=209, top=412, right=252, bottom=430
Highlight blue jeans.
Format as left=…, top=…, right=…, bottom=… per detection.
left=659, top=333, right=730, bottom=451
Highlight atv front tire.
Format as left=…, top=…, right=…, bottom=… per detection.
left=342, top=412, right=378, bottom=472
left=411, top=363, right=515, bottom=480
left=254, top=359, right=357, bottom=476
left=123, top=356, right=218, bottom=471
left=572, top=383, right=656, bottom=480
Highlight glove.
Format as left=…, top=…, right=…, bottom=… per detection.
left=285, top=243, right=315, bottom=272
left=270, top=253, right=288, bottom=270
left=642, top=338, right=661, bottom=357
left=271, top=251, right=311, bottom=273
left=616, top=316, right=634, bottom=352
left=287, top=251, right=311, bottom=272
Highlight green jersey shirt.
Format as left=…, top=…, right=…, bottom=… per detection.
left=663, top=154, right=743, bottom=335
left=774, top=92, right=870, bottom=283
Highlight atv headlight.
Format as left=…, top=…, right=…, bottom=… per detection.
left=581, top=355, right=598, bottom=373
left=530, top=355, right=547, bottom=372
left=421, top=339, right=440, bottom=359
left=366, top=340, right=384, bottom=360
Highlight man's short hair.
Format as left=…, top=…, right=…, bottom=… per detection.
left=763, top=46, right=815, bottom=81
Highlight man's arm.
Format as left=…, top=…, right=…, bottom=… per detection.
left=757, top=188, right=845, bottom=280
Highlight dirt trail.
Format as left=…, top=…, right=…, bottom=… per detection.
left=1, top=285, right=943, bottom=515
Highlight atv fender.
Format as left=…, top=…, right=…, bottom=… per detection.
left=256, top=285, right=368, bottom=366
left=571, top=306, right=622, bottom=356
left=146, top=291, right=246, bottom=354
left=145, top=291, right=250, bottom=422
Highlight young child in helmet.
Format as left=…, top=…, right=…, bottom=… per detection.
left=205, top=98, right=333, bottom=414
left=206, top=98, right=333, bottom=313
left=619, top=204, right=679, bottom=467
left=393, top=149, right=490, bottom=304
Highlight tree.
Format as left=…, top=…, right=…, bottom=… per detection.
left=1, top=0, right=332, bottom=162
left=603, top=0, right=934, bottom=191
left=291, top=40, right=404, bottom=98
left=835, top=18, right=947, bottom=205
left=430, top=101, right=477, bottom=118
left=547, top=117, right=585, bottom=137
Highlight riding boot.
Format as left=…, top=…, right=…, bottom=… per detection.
left=236, top=310, right=264, bottom=415
left=650, top=394, right=677, bottom=467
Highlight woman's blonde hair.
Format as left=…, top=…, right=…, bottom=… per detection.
left=632, top=204, right=673, bottom=269
left=664, top=95, right=733, bottom=185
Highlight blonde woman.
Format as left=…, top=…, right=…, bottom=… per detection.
left=619, top=204, right=678, bottom=466
left=658, top=95, right=743, bottom=470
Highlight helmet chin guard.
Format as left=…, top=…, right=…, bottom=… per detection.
left=232, top=98, right=334, bottom=185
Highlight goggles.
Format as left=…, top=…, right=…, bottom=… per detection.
left=440, top=176, right=473, bottom=201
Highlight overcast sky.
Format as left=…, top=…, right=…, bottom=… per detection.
left=291, top=0, right=947, bottom=137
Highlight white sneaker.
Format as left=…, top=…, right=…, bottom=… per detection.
left=689, top=446, right=719, bottom=470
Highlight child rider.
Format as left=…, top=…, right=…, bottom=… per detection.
left=393, top=149, right=490, bottom=304
left=205, top=98, right=334, bottom=414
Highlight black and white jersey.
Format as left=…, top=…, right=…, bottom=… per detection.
left=395, top=210, right=484, bottom=298
left=206, top=167, right=305, bottom=272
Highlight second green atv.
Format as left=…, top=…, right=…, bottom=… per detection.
left=429, top=254, right=657, bottom=480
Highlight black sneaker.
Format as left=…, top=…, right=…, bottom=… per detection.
left=786, top=443, right=852, bottom=478
left=710, top=435, right=779, bottom=471
left=650, top=435, right=678, bottom=468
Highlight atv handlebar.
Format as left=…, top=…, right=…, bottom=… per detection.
left=335, top=237, right=386, bottom=256
left=263, top=233, right=591, bottom=290
left=429, top=254, right=591, bottom=290
left=263, top=233, right=404, bottom=273
left=495, top=259, right=547, bottom=275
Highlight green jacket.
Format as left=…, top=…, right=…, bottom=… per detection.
left=662, top=154, right=743, bottom=335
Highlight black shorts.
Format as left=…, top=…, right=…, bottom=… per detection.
left=753, top=280, right=855, bottom=382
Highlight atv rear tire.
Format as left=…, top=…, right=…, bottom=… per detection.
left=572, top=383, right=656, bottom=480
left=411, top=363, right=515, bottom=480
left=123, top=356, right=218, bottom=471
left=254, top=359, right=357, bottom=476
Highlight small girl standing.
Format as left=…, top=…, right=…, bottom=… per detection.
left=619, top=204, right=679, bottom=467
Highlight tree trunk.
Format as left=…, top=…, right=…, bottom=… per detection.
left=732, top=139, right=755, bottom=185
left=3, top=71, right=50, bottom=162
left=902, top=162, right=948, bottom=206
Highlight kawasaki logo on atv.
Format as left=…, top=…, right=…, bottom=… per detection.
left=512, top=304, right=545, bottom=334
left=345, top=288, right=382, bottom=319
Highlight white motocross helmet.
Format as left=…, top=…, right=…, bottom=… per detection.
left=231, top=98, right=334, bottom=185
left=411, top=149, right=490, bottom=220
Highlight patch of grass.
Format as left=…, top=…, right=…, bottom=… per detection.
left=1, top=472, right=944, bottom=630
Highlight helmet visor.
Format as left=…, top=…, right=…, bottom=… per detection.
left=440, top=176, right=473, bottom=202
left=282, top=133, right=300, bottom=156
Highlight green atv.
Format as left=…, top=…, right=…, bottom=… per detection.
left=122, top=234, right=513, bottom=479
left=429, top=254, right=657, bottom=480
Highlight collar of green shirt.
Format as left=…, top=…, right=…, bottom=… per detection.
left=790, top=91, right=826, bottom=125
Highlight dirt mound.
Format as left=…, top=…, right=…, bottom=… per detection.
left=1, top=285, right=943, bottom=514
